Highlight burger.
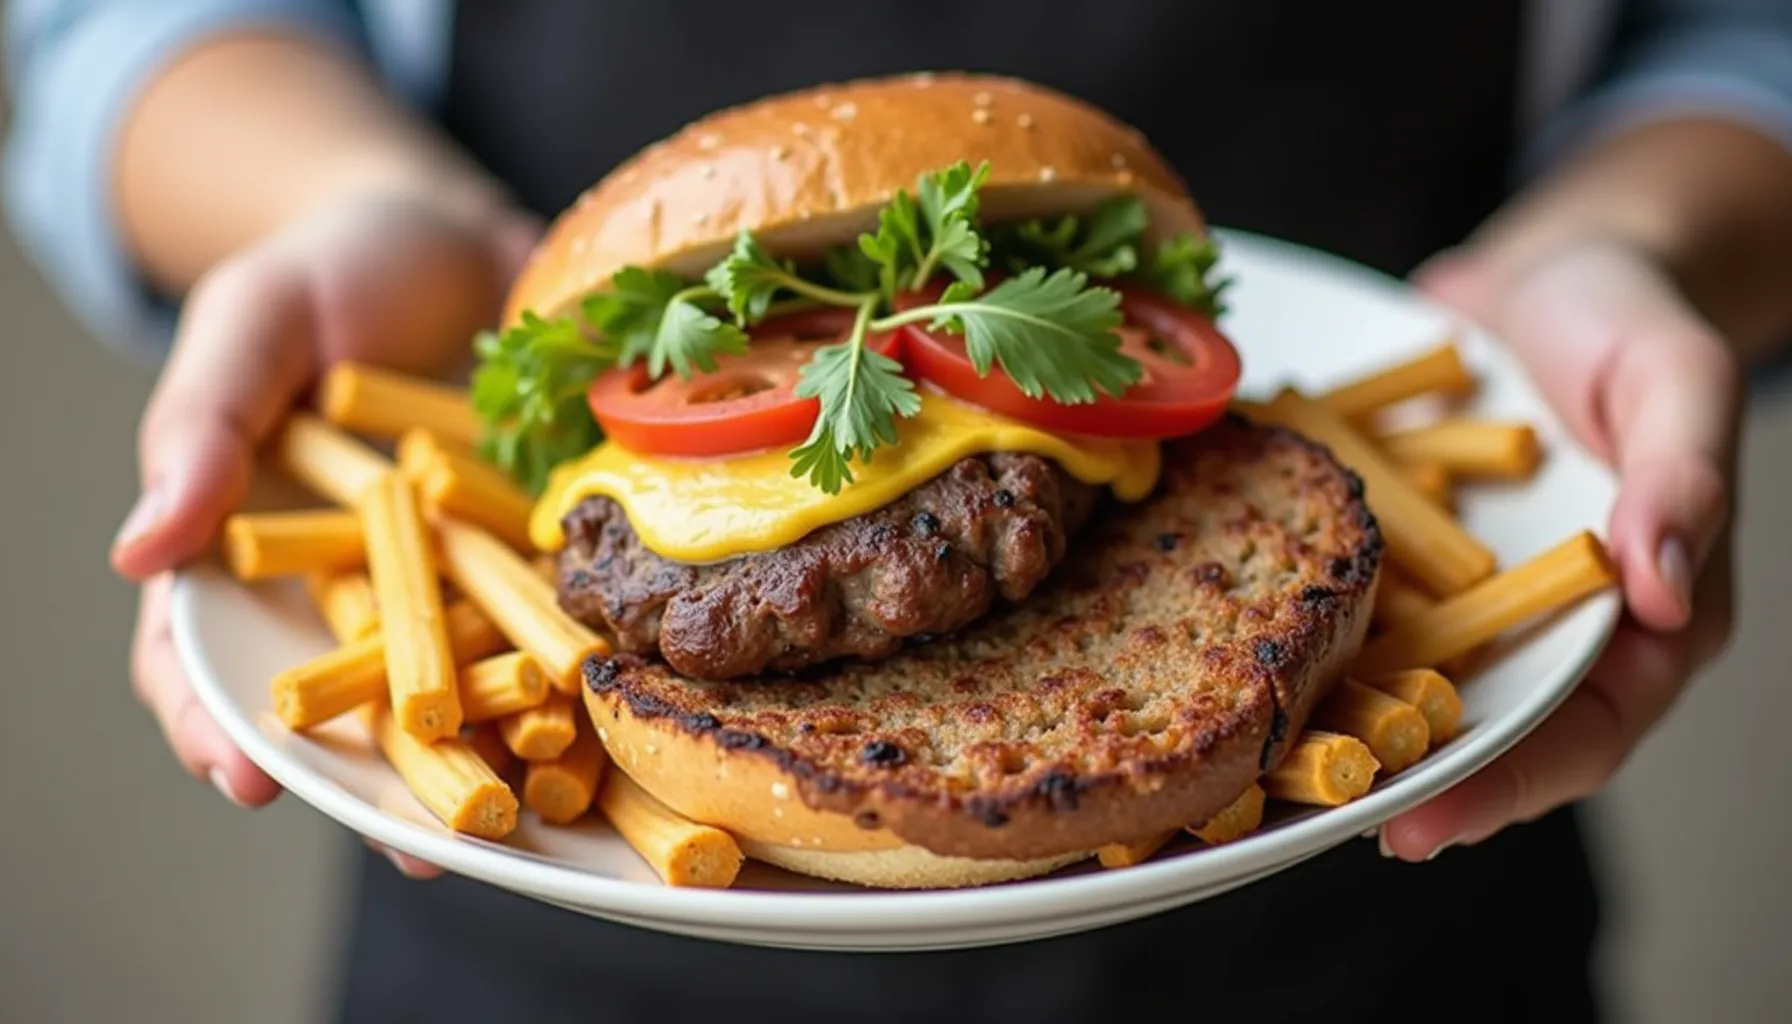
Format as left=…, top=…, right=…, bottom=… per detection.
left=471, top=73, right=1382, bottom=888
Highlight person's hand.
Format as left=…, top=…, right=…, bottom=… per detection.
left=109, top=193, right=540, bottom=877
left=1376, top=238, right=1743, bottom=860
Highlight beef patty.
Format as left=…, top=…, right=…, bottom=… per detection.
left=556, top=453, right=1098, bottom=680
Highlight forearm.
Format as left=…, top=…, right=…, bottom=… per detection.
left=115, top=30, right=511, bottom=294
left=1470, top=120, right=1792, bottom=365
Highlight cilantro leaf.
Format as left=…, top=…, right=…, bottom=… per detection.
left=824, top=243, right=883, bottom=294
left=705, top=230, right=801, bottom=324
left=470, top=310, right=617, bottom=495
left=991, top=195, right=1146, bottom=278
left=581, top=267, right=685, bottom=368
left=650, top=292, right=749, bottom=378
left=912, top=159, right=989, bottom=289
left=855, top=160, right=991, bottom=299
left=1138, top=234, right=1231, bottom=319
left=899, top=267, right=1138, bottom=404
left=788, top=303, right=922, bottom=494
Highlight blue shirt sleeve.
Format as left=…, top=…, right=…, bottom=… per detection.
left=1, top=0, right=370, bottom=367
left=1524, top=0, right=1792, bottom=378
left=1525, top=0, right=1792, bottom=173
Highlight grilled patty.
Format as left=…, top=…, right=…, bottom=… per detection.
left=556, top=453, right=1098, bottom=680
left=584, top=415, right=1383, bottom=861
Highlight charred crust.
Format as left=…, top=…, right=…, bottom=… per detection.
left=591, top=418, right=1380, bottom=860
left=860, top=740, right=906, bottom=766
left=993, top=489, right=1015, bottom=508
left=1154, top=532, right=1179, bottom=552
left=912, top=511, right=941, bottom=535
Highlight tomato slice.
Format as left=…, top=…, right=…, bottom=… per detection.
left=586, top=308, right=900, bottom=458
left=895, top=279, right=1242, bottom=439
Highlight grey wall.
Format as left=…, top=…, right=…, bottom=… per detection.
left=1, top=17, right=1788, bottom=1024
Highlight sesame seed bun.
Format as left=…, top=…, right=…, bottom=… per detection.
left=501, top=72, right=1205, bottom=326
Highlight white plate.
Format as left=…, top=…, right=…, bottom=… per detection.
left=175, top=229, right=1621, bottom=952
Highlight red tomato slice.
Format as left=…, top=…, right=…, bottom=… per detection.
left=586, top=308, right=901, bottom=458
left=895, top=279, right=1242, bottom=439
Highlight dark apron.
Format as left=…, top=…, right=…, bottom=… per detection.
left=329, top=4, right=1604, bottom=1021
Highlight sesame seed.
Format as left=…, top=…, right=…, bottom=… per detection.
left=569, top=236, right=587, bottom=254
left=772, top=806, right=784, bottom=818
left=1038, top=165, right=1058, bottom=181
left=1116, top=169, right=1135, bottom=185
left=597, top=728, right=609, bottom=742
left=1111, top=152, right=1129, bottom=169
left=699, top=163, right=716, bottom=179
left=791, top=121, right=810, bottom=137
left=770, top=144, right=789, bottom=160
left=830, top=102, right=857, bottom=121
left=771, top=782, right=790, bottom=800
left=1017, top=113, right=1035, bottom=129
left=645, top=743, right=657, bottom=755
left=973, top=91, right=993, bottom=106
left=693, top=211, right=709, bottom=225
left=971, top=108, right=992, bottom=125
left=697, top=133, right=720, bottom=150
left=911, top=72, right=935, bottom=87
left=813, top=93, right=831, bottom=109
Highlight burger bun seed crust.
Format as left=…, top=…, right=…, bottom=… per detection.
left=502, top=72, right=1205, bottom=326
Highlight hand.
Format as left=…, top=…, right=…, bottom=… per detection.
left=1378, top=239, right=1743, bottom=861
left=110, top=193, right=540, bottom=877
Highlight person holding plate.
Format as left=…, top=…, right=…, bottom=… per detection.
left=5, top=1, right=1791, bottom=1020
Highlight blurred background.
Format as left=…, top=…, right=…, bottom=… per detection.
left=1, top=13, right=1789, bottom=1024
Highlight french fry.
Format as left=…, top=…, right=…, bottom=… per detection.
left=1379, top=419, right=1542, bottom=480
left=598, top=771, right=743, bottom=888
left=462, top=725, right=515, bottom=777
left=1399, top=460, right=1454, bottom=510
left=397, top=429, right=535, bottom=552
left=372, top=704, right=517, bottom=840
left=304, top=570, right=380, bottom=643
left=267, top=412, right=391, bottom=508
left=362, top=472, right=461, bottom=740
left=271, top=600, right=506, bottom=730
left=1371, top=568, right=1438, bottom=629
left=1189, top=783, right=1267, bottom=845
left=1262, top=731, right=1380, bottom=806
left=499, top=693, right=579, bottom=761
left=1318, top=342, right=1475, bottom=419
left=523, top=719, right=610, bottom=824
left=1252, top=388, right=1497, bottom=596
left=460, top=651, right=551, bottom=722
left=1098, top=831, right=1177, bottom=869
left=318, top=361, right=483, bottom=447
left=223, top=510, right=364, bottom=581
left=1312, top=679, right=1431, bottom=774
left=1360, top=669, right=1463, bottom=744
left=1354, top=530, right=1619, bottom=675
left=436, top=519, right=608, bottom=692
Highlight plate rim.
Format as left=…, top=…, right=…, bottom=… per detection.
left=174, top=226, right=1623, bottom=939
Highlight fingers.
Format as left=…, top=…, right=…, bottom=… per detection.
left=1382, top=548, right=1735, bottom=860
left=1417, top=242, right=1743, bottom=631
left=131, top=575, right=283, bottom=807
left=111, top=256, right=317, bottom=580
left=366, top=839, right=446, bottom=881
left=1599, top=328, right=1741, bottom=630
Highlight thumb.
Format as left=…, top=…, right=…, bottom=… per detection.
left=111, top=257, right=318, bottom=580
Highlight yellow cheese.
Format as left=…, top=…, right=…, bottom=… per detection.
left=529, top=392, right=1162, bottom=562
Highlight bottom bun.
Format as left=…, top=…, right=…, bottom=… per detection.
left=741, top=839, right=1091, bottom=889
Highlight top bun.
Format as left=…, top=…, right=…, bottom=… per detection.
left=502, top=72, right=1205, bottom=326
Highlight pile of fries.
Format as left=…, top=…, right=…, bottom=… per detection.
left=231, top=339, right=1617, bottom=889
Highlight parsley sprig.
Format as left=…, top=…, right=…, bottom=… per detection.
left=471, top=160, right=1229, bottom=496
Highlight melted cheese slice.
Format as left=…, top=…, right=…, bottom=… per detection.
left=529, top=391, right=1162, bottom=563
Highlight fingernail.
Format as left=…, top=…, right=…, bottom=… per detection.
left=1378, top=833, right=1396, bottom=858
left=113, top=478, right=170, bottom=554
left=1425, top=841, right=1453, bottom=861
left=1658, top=535, right=1693, bottom=612
left=209, top=766, right=247, bottom=808
left=1360, top=828, right=1378, bottom=840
